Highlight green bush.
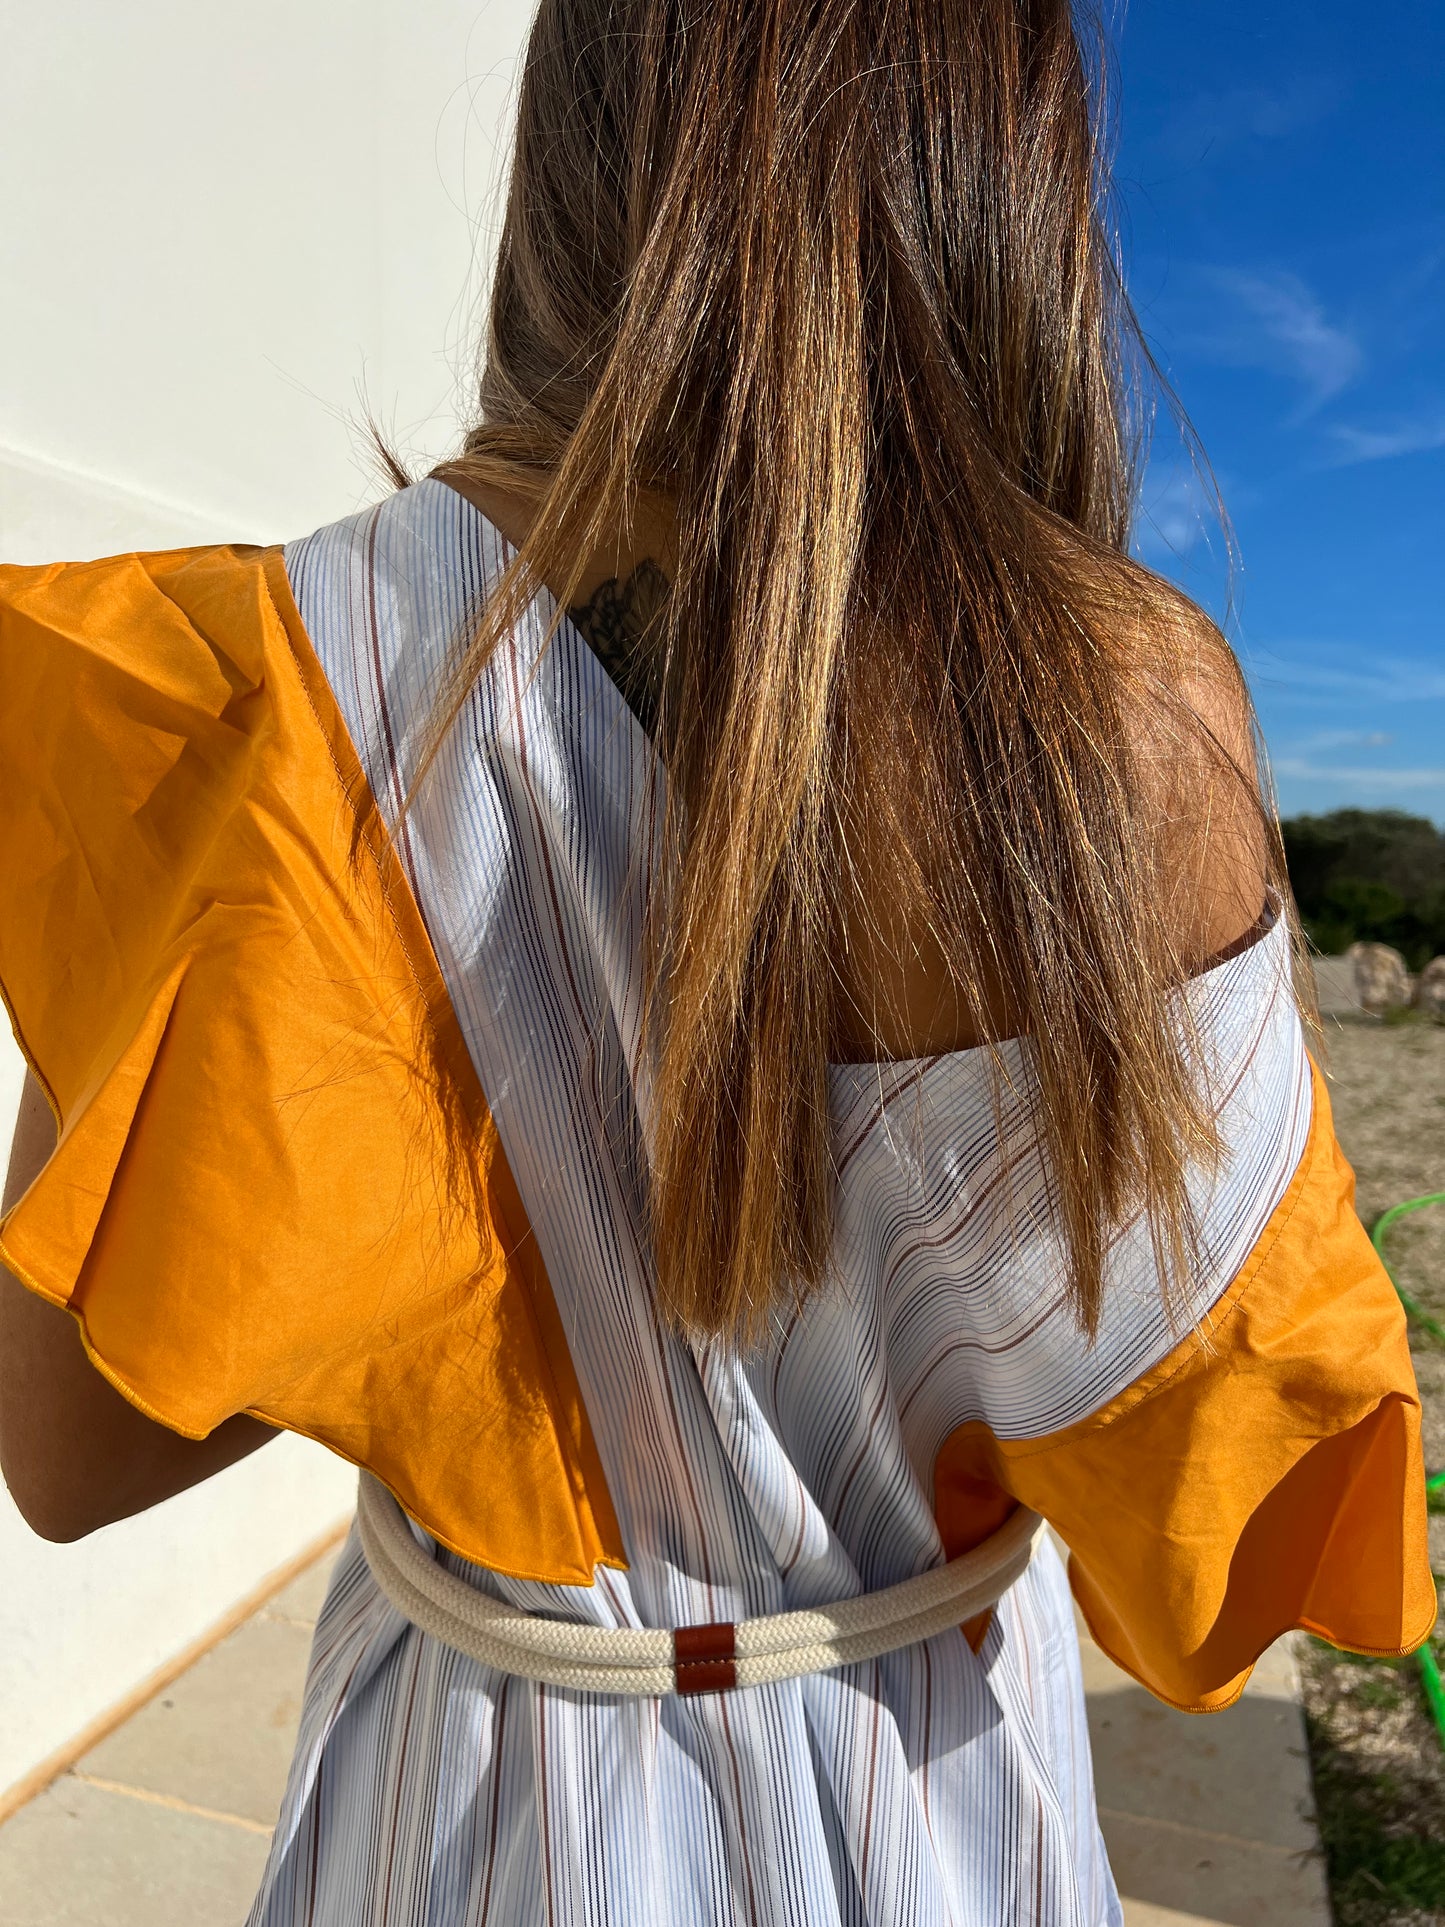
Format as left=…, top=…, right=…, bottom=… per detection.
left=1282, top=810, right=1445, bottom=970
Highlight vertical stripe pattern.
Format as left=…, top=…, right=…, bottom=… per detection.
left=246, top=480, right=1309, bottom=1926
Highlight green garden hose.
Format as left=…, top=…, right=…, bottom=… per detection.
left=1369, top=1193, right=1445, bottom=1748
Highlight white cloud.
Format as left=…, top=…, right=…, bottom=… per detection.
left=1325, top=416, right=1445, bottom=465
left=1286, top=729, right=1395, bottom=751
left=1272, top=758, right=1445, bottom=790
left=1182, top=268, right=1362, bottom=407
left=1243, top=650, right=1445, bottom=704
left=1157, top=76, right=1341, bottom=159
left=1133, top=470, right=1213, bottom=563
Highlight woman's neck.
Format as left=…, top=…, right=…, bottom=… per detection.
left=428, top=461, right=1010, bottom=1061
left=429, top=464, right=676, bottom=608
left=430, top=464, right=674, bottom=738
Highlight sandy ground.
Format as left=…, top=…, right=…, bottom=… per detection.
left=1319, top=1015, right=1445, bottom=1483
left=1299, top=1011, right=1445, bottom=1927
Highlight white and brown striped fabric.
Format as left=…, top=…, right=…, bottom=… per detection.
left=244, top=478, right=1311, bottom=1927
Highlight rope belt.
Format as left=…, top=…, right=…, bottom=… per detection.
left=358, top=1471, right=1043, bottom=1698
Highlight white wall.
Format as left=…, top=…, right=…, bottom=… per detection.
left=0, top=0, right=534, bottom=1797
left=0, top=0, right=525, bottom=539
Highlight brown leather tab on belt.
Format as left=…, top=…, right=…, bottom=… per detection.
left=673, top=1621, right=737, bottom=1696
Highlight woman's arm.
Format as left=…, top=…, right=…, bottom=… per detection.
left=0, top=1070, right=277, bottom=1542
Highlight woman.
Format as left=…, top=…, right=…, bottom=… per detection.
left=0, top=1, right=1432, bottom=1921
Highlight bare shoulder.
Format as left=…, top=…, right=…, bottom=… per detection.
left=1135, top=576, right=1254, bottom=762
left=1111, top=565, right=1271, bottom=973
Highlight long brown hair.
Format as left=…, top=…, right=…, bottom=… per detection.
left=422, top=0, right=1299, bottom=1346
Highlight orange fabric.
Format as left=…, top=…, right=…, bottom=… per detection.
left=935, top=1058, right=1436, bottom=1711
left=0, top=545, right=624, bottom=1585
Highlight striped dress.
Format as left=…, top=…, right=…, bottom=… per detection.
left=0, top=480, right=1429, bottom=1927
left=246, top=479, right=1288, bottom=1925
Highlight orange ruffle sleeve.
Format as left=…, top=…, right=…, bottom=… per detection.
left=0, top=543, right=623, bottom=1584
left=935, top=1059, right=1436, bottom=1710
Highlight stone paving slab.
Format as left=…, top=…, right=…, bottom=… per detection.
left=1083, top=1648, right=1318, bottom=1855
left=0, top=1541, right=342, bottom=1927
left=74, top=1615, right=316, bottom=1829
left=0, top=1533, right=1328, bottom=1926
left=263, top=1554, right=341, bottom=1627
left=1103, top=1811, right=1328, bottom=1927
left=1084, top=1627, right=1330, bottom=1927
left=0, top=1774, right=272, bottom=1927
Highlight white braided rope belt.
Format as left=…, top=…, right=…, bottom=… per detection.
left=358, top=1471, right=1043, bottom=1698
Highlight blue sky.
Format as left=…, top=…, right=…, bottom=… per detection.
left=1113, top=0, right=1445, bottom=826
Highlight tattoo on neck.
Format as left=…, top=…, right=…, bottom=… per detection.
left=567, top=559, right=670, bottom=737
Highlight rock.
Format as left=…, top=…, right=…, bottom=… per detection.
left=1413, top=955, right=1445, bottom=1021
left=1347, top=941, right=1413, bottom=1014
